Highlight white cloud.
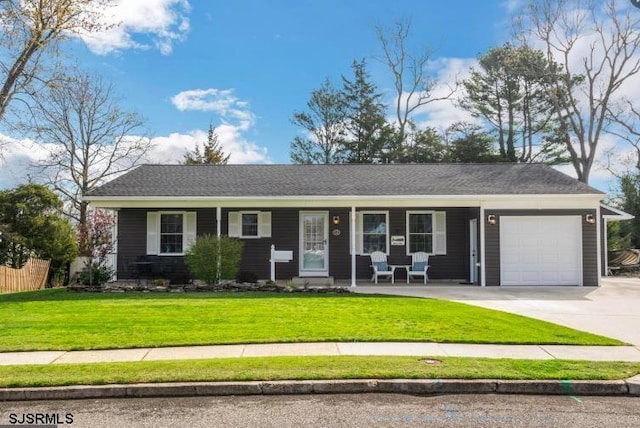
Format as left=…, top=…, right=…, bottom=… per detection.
left=145, top=127, right=270, bottom=165
left=0, top=135, right=51, bottom=188
left=79, top=0, right=191, bottom=55
left=146, top=124, right=270, bottom=164
left=151, top=86, right=268, bottom=164
left=402, top=57, right=480, bottom=132
left=170, top=88, right=256, bottom=125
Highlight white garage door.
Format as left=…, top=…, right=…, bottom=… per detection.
left=500, top=216, right=582, bottom=286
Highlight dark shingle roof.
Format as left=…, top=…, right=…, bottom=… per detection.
left=86, top=163, right=603, bottom=198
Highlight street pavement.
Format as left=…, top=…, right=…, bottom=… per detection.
left=2, top=394, right=639, bottom=427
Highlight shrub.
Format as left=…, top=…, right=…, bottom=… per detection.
left=184, top=235, right=244, bottom=284
left=78, top=263, right=113, bottom=285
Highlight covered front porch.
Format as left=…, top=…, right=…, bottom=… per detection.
left=110, top=203, right=483, bottom=286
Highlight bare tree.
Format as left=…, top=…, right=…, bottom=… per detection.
left=375, top=19, right=457, bottom=155
left=0, top=0, right=112, bottom=126
left=28, top=70, right=150, bottom=225
left=608, top=99, right=640, bottom=172
left=518, top=0, right=640, bottom=183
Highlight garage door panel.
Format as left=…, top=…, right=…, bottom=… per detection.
left=540, top=272, right=560, bottom=282
left=522, top=271, right=542, bottom=282
left=500, top=216, right=582, bottom=286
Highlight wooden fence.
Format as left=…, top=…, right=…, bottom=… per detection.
left=0, top=258, right=51, bottom=294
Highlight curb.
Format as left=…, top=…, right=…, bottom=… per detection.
left=1, top=378, right=639, bottom=401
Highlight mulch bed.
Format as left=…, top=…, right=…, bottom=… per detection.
left=67, top=281, right=351, bottom=294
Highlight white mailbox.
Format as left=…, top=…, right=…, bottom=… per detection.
left=270, top=245, right=293, bottom=281
left=272, top=250, right=293, bottom=262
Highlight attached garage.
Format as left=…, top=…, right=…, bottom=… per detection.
left=499, top=216, right=582, bottom=286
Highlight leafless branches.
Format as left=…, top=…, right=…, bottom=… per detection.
left=0, top=0, right=113, bottom=126
left=28, top=70, right=150, bottom=224
left=519, top=0, right=640, bottom=183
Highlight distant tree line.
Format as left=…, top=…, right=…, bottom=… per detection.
left=290, top=41, right=575, bottom=167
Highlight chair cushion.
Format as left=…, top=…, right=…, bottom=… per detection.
left=374, top=261, right=389, bottom=272
left=412, top=261, right=426, bottom=272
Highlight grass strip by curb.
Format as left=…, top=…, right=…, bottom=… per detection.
left=0, top=356, right=638, bottom=388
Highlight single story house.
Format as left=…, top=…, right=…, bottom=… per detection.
left=84, top=163, right=623, bottom=287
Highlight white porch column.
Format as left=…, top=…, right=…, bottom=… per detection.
left=603, top=218, right=609, bottom=277
left=479, top=204, right=486, bottom=287
left=351, top=205, right=357, bottom=287
left=596, top=204, right=602, bottom=286
left=216, top=206, right=222, bottom=282
left=216, top=207, right=222, bottom=237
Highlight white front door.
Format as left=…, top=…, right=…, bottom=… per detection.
left=469, top=218, right=478, bottom=284
left=299, top=211, right=329, bottom=276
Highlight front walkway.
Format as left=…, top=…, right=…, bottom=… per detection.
left=353, top=277, right=640, bottom=346
left=2, top=342, right=640, bottom=366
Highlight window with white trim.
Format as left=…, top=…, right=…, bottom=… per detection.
left=160, top=213, right=184, bottom=254
left=146, top=211, right=197, bottom=256
left=361, top=212, right=388, bottom=254
left=350, top=211, right=389, bottom=255
left=241, top=212, right=259, bottom=237
left=406, top=211, right=447, bottom=255
left=228, top=211, right=272, bottom=239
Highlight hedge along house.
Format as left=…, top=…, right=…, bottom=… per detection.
left=84, top=163, right=612, bottom=287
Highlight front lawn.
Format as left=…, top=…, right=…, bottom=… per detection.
left=0, top=357, right=638, bottom=387
left=0, top=288, right=622, bottom=351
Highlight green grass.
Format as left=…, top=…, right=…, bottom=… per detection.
left=0, top=288, right=622, bottom=351
left=0, top=356, right=638, bottom=388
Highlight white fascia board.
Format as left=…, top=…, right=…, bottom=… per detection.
left=85, top=193, right=604, bottom=209
left=482, top=195, right=602, bottom=210
left=601, top=203, right=635, bottom=220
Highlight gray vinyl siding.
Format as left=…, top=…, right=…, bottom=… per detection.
left=117, top=207, right=475, bottom=282
left=116, top=208, right=216, bottom=281
left=229, top=207, right=472, bottom=281
left=484, top=210, right=598, bottom=286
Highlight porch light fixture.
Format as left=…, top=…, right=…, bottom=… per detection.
left=487, top=214, right=497, bottom=225
left=333, top=215, right=340, bottom=225
left=585, top=213, right=596, bottom=224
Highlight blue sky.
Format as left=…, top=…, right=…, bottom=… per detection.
left=75, top=0, right=508, bottom=163
left=0, top=0, right=628, bottom=192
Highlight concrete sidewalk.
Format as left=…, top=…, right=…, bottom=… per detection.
left=2, top=342, right=640, bottom=366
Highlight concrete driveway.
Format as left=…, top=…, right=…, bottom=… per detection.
left=354, top=277, right=640, bottom=346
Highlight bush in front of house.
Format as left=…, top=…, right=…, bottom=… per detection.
left=78, top=263, right=114, bottom=285
left=185, top=235, right=244, bottom=284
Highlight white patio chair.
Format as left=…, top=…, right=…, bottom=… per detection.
left=407, top=252, right=430, bottom=284
left=370, top=251, right=395, bottom=284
